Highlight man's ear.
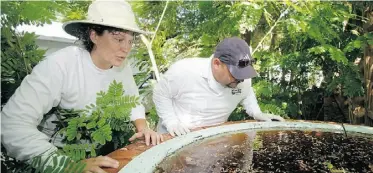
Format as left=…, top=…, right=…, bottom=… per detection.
left=212, top=58, right=222, bottom=67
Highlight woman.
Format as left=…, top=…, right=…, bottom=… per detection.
left=1, top=0, right=163, bottom=172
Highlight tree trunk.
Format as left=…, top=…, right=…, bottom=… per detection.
left=241, top=29, right=252, bottom=47
left=363, top=6, right=373, bottom=126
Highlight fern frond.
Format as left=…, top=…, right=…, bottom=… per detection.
left=107, top=80, right=123, bottom=98
left=119, top=95, right=140, bottom=107
left=66, top=118, right=79, bottom=141
left=110, top=117, right=133, bottom=131
left=44, top=80, right=139, bottom=170
left=91, top=124, right=112, bottom=145
left=90, top=144, right=97, bottom=157
left=96, top=91, right=110, bottom=106
left=29, top=151, right=86, bottom=173
left=66, top=116, right=87, bottom=141
left=62, top=143, right=96, bottom=161
left=86, top=121, right=97, bottom=130
left=97, top=118, right=106, bottom=128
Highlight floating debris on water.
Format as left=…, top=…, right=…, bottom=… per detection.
left=154, top=130, right=373, bottom=173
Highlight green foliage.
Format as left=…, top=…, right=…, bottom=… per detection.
left=54, top=80, right=139, bottom=160
left=58, top=1, right=91, bottom=22
left=309, top=44, right=348, bottom=64
left=253, top=80, right=280, bottom=98
left=344, top=33, right=373, bottom=53
left=260, top=103, right=287, bottom=117
left=1, top=30, right=47, bottom=103
left=253, top=135, right=263, bottom=150
left=228, top=106, right=248, bottom=122
left=91, top=124, right=112, bottom=145
left=1, top=1, right=61, bottom=28
left=130, top=1, right=265, bottom=74
left=1, top=1, right=53, bottom=103
left=1, top=0, right=91, bottom=104
left=146, top=106, right=160, bottom=130
left=324, top=161, right=347, bottom=173
left=29, top=152, right=86, bottom=173
left=61, top=144, right=97, bottom=161
left=7, top=80, right=139, bottom=173
left=131, top=1, right=367, bottom=122
left=325, top=64, right=364, bottom=98
left=1, top=2, right=64, bottom=171
left=252, top=80, right=287, bottom=117
left=6, top=150, right=87, bottom=173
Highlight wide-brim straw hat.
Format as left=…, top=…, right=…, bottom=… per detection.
left=62, top=0, right=151, bottom=37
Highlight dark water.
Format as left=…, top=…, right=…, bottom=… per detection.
left=154, top=130, right=373, bottom=173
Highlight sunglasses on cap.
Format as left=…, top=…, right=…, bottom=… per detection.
left=237, top=59, right=256, bottom=68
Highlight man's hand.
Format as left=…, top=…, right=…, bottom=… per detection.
left=165, top=121, right=191, bottom=137
left=129, top=128, right=164, bottom=146
left=80, top=156, right=119, bottom=173
left=253, top=113, right=285, bottom=122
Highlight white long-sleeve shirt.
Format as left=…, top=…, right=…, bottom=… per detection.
left=153, top=56, right=262, bottom=133
left=1, top=46, right=145, bottom=161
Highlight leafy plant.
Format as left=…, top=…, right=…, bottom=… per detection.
left=3, top=80, right=139, bottom=173
left=228, top=105, right=248, bottom=121
left=146, top=106, right=160, bottom=131
left=53, top=80, right=140, bottom=159
left=28, top=152, right=86, bottom=173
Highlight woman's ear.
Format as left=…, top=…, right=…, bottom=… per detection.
left=89, top=30, right=97, bottom=44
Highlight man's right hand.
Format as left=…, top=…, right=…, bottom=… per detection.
left=80, top=156, right=119, bottom=173
left=165, top=121, right=191, bottom=137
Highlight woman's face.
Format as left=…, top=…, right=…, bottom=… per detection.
left=90, top=30, right=134, bottom=69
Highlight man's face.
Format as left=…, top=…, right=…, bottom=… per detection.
left=211, top=58, right=243, bottom=88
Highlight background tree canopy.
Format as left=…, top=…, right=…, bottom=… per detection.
left=129, top=1, right=372, bottom=125
left=1, top=0, right=372, bottom=172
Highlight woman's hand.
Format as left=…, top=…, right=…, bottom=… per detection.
left=129, top=128, right=164, bottom=146
left=80, top=156, right=119, bottom=173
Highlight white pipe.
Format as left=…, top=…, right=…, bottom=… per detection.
left=140, top=0, right=169, bottom=82
left=140, top=35, right=160, bottom=81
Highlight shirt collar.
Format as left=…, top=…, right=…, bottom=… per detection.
left=200, top=54, right=214, bottom=79
left=201, top=55, right=226, bottom=94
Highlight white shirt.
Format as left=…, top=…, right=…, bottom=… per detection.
left=153, top=57, right=262, bottom=133
left=1, top=46, right=145, bottom=161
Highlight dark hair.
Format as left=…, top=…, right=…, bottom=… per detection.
left=73, top=24, right=131, bottom=52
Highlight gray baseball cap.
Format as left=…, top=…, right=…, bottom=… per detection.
left=214, top=37, right=258, bottom=80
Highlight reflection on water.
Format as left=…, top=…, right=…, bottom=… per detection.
left=154, top=130, right=373, bottom=173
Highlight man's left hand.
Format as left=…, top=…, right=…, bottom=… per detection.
left=253, top=113, right=285, bottom=122
left=129, top=128, right=164, bottom=146
left=266, top=113, right=285, bottom=121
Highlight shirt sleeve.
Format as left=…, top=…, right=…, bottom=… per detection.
left=152, top=62, right=188, bottom=127
left=240, top=79, right=262, bottom=117
left=1, top=57, right=64, bottom=162
left=122, top=63, right=146, bottom=121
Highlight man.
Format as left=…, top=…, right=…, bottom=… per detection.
left=153, top=37, right=284, bottom=136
